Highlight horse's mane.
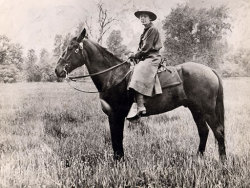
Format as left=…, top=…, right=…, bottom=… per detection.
left=71, top=37, right=123, bottom=64
left=91, top=41, right=123, bottom=64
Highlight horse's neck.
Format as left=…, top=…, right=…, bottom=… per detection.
left=84, top=40, right=130, bottom=91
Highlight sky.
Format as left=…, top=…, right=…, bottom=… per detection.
left=0, top=0, right=249, bottom=54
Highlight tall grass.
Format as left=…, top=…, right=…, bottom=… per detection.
left=0, top=78, right=249, bottom=187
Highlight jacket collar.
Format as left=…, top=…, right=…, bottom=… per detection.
left=144, top=22, right=153, bottom=30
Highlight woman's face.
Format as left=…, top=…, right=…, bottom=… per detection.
left=140, top=14, right=151, bottom=26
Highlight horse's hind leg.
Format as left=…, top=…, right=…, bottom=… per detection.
left=190, top=109, right=209, bottom=156
left=206, top=113, right=226, bottom=161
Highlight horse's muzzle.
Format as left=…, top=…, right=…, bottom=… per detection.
left=55, top=64, right=69, bottom=78
left=55, top=68, right=65, bottom=78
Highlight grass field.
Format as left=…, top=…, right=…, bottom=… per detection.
left=0, top=78, right=249, bottom=187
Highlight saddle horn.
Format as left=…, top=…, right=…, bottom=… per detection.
left=77, top=28, right=86, bottom=42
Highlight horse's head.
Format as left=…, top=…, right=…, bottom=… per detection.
left=55, top=28, right=87, bottom=78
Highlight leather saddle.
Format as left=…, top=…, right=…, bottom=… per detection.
left=157, top=63, right=182, bottom=89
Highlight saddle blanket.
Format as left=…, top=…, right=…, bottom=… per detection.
left=157, top=66, right=182, bottom=89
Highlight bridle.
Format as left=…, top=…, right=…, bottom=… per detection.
left=60, top=43, right=131, bottom=93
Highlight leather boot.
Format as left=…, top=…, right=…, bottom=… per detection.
left=136, top=93, right=146, bottom=115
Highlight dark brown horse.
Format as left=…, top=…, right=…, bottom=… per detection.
left=55, top=29, right=226, bottom=161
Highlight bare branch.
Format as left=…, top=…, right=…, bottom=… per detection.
left=103, top=18, right=117, bottom=28
left=102, top=26, right=112, bottom=36
left=95, top=1, right=118, bottom=44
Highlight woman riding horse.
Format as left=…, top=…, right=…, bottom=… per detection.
left=55, top=25, right=226, bottom=162
left=128, top=10, right=163, bottom=118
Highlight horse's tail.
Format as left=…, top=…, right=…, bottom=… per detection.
left=212, top=70, right=224, bottom=126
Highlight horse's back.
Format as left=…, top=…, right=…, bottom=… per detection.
left=180, top=62, right=218, bottom=83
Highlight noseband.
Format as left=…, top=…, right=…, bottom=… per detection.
left=59, top=51, right=72, bottom=77
left=63, top=63, right=69, bottom=79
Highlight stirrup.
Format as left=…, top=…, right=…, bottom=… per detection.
left=137, top=106, right=146, bottom=116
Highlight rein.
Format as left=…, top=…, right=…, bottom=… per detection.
left=65, top=79, right=100, bottom=93
left=65, top=60, right=131, bottom=93
left=67, top=60, right=129, bottom=81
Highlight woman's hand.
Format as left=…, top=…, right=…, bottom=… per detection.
left=128, top=52, right=135, bottom=59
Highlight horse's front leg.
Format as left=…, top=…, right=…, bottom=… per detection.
left=108, top=113, right=125, bottom=160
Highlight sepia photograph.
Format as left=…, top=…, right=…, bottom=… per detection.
left=0, top=0, right=249, bottom=187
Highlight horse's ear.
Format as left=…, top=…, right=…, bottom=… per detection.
left=77, top=28, right=86, bottom=42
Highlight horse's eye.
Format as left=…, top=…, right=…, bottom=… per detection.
left=75, top=48, right=79, bottom=53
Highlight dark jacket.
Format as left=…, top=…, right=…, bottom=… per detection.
left=135, top=23, right=162, bottom=60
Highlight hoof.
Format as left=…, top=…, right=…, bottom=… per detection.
left=113, top=154, right=124, bottom=161
left=220, top=155, right=227, bottom=164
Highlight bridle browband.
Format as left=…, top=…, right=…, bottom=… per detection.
left=61, top=41, right=131, bottom=93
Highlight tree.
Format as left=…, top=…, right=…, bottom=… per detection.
left=24, top=49, right=41, bottom=82
left=53, top=34, right=63, bottom=58
left=0, top=35, right=24, bottom=82
left=53, top=33, right=73, bottom=58
left=0, top=35, right=10, bottom=65
left=106, top=30, right=128, bottom=59
left=61, top=33, right=73, bottom=52
left=38, top=48, right=57, bottom=82
left=222, top=48, right=250, bottom=77
left=75, top=1, right=117, bottom=44
left=96, top=1, right=117, bottom=45
left=162, top=5, right=231, bottom=68
left=8, top=43, right=24, bottom=70
left=39, top=48, right=50, bottom=65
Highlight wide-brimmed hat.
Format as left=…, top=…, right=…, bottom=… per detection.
left=134, top=10, right=157, bottom=21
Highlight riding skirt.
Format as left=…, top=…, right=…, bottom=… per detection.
left=128, top=53, right=162, bottom=96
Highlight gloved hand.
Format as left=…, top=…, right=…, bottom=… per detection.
left=128, top=52, right=135, bottom=59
